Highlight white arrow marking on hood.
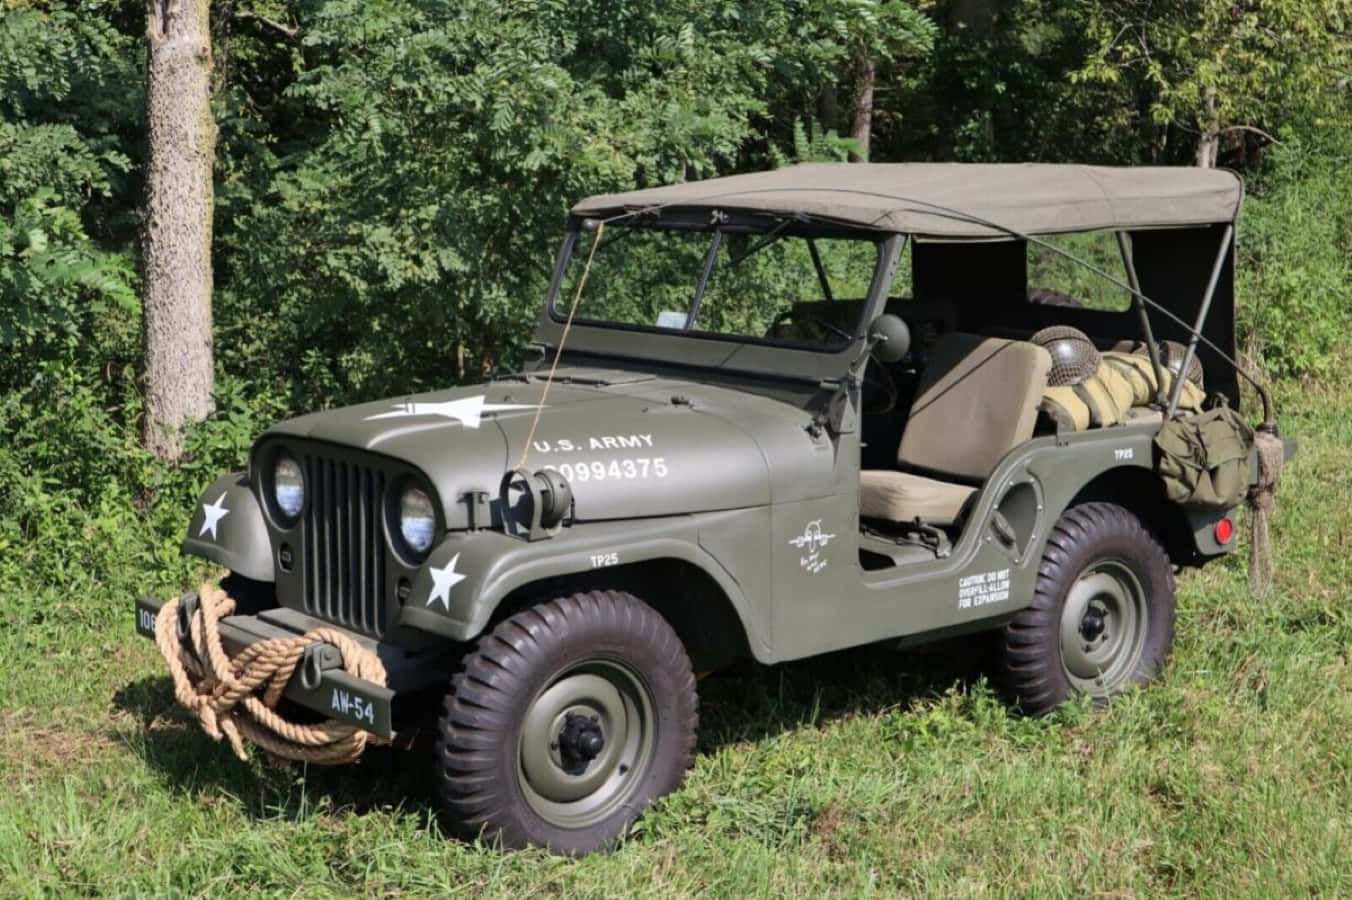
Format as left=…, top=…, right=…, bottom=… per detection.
left=364, top=394, right=539, bottom=429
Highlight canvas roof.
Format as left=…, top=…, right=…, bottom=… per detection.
left=571, top=162, right=1244, bottom=239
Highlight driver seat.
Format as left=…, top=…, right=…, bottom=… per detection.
left=860, top=333, right=1052, bottom=526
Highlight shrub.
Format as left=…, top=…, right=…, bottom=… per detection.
left=1236, top=129, right=1352, bottom=379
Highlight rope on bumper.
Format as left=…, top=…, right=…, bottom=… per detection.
left=154, top=583, right=388, bottom=765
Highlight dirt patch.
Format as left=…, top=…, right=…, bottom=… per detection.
left=810, top=800, right=849, bottom=859
left=0, top=709, right=122, bottom=773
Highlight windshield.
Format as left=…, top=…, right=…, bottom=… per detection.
left=551, top=217, right=883, bottom=349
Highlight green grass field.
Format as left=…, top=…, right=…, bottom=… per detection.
left=3, top=373, right=1349, bottom=897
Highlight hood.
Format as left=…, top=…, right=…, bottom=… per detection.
left=261, top=368, right=827, bottom=527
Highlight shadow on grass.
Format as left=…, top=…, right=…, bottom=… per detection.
left=112, top=676, right=438, bottom=823
left=694, top=635, right=995, bottom=752
left=111, top=634, right=993, bottom=824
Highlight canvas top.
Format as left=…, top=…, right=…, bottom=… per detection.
left=571, top=162, right=1244, bottom=240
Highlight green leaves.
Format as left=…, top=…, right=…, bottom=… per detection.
left=1076, top=0, right=1352, bottom=163
left=0, top=190, right=138, bottom=362
left=216, top=0, right=795, bottom=404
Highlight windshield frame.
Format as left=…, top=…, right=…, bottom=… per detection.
left=540, top=211, right=896, bottom=371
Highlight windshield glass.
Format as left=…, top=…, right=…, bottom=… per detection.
left=551, top=218, right=883, bottom=349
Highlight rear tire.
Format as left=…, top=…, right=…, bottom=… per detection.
left=997, top=502, right=1176, bottom=715
left=436, top=590, right=697, bottom=854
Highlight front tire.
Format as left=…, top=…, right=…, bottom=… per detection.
left=436, top=590, right=697, bottom=853
left=998, top=502, right=1176, bottom=715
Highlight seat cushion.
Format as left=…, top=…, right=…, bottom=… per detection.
left=859, top=470, right=976, bottom=526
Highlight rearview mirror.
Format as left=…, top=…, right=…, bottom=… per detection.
left=867, top=314, right=910, bottom=364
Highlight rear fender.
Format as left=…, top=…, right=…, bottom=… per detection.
left=181, top=472, right=274, bottom=582
left=1017, top=426, right=1220, bottom=565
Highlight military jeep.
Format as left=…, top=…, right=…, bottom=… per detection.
left=137, top=163, right=1284, bottom=853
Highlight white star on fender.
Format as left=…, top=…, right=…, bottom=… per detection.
left=199, top=492, right=230, bottom=540
left=426, top=553, right=467, bottom=611
left=365, top=395, right=538, bottom=429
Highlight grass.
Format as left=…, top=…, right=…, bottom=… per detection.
left=2, top=374, right=1350, bottom=897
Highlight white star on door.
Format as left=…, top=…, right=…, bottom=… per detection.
left=427, top=553, right=467, bottom=611
left=199, top=492, right=230, bottom=540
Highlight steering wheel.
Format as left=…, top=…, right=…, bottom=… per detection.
left=768, top=310, right=898, bottom=414
left=860, top=351, right=898, bottom=415
left=768, top=309, right=854, bottom=344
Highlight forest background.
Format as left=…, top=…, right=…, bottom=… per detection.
left=2, top=1, right=1351, bottom=893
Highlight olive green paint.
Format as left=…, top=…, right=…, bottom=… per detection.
left=143, top=164, right=1269, bottom=733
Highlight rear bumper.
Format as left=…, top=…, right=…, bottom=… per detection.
left=136, top=594, right=397, bottom=739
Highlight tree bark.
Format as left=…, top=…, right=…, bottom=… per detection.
left=143, top=0, right=216, bottom=459
left=1195, top=90, right=1220, bottom=168
left=818, top=82, right=839, bottom=135
left=850, top=56, right=876, bottom=161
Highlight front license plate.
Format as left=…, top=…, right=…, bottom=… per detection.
left=135, top=597, right=163, bottom=639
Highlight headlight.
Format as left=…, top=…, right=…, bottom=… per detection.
left=273, top=453, right=304, bottom=521
left=399, top=486, right=437, bottom=555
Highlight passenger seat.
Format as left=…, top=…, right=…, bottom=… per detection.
left=860, top=333, right=1052, bottom=525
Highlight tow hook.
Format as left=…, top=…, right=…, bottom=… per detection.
left=299, top=642, right=343, bottom=690
left=175, top=593, right=199, bottom=640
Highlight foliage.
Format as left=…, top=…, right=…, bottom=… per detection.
left=0, top=0, right=1342, bottom=615
left=1237, top=128, right=1352, bottom=377
left=905, top=0, right=1136, bottom=163
left=3, top=370, right=1352, bottom=894
left=1076, top=0, right=1352, bottom=164
left=767, top=118, right=862, bottom=166
left=0, top=0, right=1350, bottom=890
left=215, top=0, right=788, bottom=405
left=0, top=190, right=138, bottom=370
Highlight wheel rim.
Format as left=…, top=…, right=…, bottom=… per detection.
left=1058, top=558, right=1149, bottom=696
left=517, top=659, right=656, bottom=829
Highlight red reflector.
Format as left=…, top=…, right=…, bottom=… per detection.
left=1214, top=517, right=1234, bottom=544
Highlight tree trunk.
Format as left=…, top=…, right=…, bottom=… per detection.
left=143, top=0, right=216, bottom=459
left=850, top=56, right=876, bottom=161
left=818, top=82, right=839, bottom=135
left=1195, top=90, right=1220, bottom=168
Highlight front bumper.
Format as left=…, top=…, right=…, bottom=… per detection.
left=136, top=594, right=397, bottom=739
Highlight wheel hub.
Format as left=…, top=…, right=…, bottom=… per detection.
left=516, top=661, right=657, bottom=829
left=556, top=712, right=605, bottom=774
left=1059, top=560, right=1149, bottom=694
left=1079, top=605, right=1107, bottom=642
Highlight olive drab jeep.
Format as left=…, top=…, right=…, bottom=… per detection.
left=136, top=163, right=1291, bottom=854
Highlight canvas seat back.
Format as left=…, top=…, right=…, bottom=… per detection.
left=897, top=333, right=1052, bottom=482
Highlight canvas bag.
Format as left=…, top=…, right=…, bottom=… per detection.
left=1154, top=406, right=1254, bottom=510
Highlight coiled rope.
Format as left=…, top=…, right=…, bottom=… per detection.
left=154, top=583, right=388, bottom=765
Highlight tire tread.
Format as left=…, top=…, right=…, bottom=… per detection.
left=436, top=589, right=697, bottom=852
left=998, top=502, right=1177, bottom=716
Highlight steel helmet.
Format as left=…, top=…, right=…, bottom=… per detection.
left=1031, top=325, right=1101, bottom=386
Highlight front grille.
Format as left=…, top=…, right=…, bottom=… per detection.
left=301, top=455, right=388, bottom=635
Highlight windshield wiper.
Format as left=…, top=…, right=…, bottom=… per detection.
left=688, top=229, right=724, bottom=328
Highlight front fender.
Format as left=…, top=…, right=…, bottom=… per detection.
left=181, top=472, right=274, bottom=582
left=397, top=517, right=755, bottom=648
